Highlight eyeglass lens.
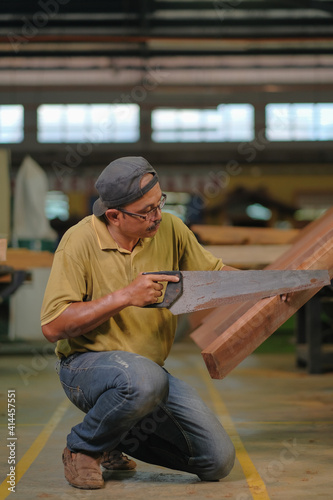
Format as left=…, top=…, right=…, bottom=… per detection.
left=146, top=194, right=166, bottom=220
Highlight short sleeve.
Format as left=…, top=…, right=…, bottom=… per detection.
left=40, top=249, right=87, bottom=325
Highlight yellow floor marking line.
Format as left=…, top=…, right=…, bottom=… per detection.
left=0, top=398, right=70, bottom=499
left=198, top=363, right=271, bottom=500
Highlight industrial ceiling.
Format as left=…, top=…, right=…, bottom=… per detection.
left=1, top=1, right=332, bottom=168
left=0, top=0, right=332, bottom=87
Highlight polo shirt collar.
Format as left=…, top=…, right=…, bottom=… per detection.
left=92, top=214, right=118, bottom=250
left=92, top=214, right=144, bottom=251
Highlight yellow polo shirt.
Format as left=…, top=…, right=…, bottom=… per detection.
left=41, top=213, right=223, bottom=365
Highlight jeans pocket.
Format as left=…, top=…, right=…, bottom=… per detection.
left=61, top=381, right=92, bottom=414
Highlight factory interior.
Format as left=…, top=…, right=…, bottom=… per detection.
left=0, top=1, right=333, bottom=499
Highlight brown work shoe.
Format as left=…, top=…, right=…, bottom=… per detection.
left=101, top=449, right=137, bottom=471
left=62, top=447, right=104, bottom=489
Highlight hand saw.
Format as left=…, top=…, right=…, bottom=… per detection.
left=144, top=270, right=330, bottom=315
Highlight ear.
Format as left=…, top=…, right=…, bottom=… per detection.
left=105, top=209, right=121, bottom=226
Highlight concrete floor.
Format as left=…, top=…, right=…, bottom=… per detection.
left=0, top=339, right=332, bottom=500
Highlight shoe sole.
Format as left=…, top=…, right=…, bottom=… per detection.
left=64, top=473, right=104, bottom=490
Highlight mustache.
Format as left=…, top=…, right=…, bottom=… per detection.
left=147, top=219, right=162, bottom=230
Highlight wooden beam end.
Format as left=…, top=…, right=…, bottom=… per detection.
left=0, top=239, right=7, bottom=262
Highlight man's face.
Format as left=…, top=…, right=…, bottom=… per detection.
left=113, top=182, right=164, bottom=239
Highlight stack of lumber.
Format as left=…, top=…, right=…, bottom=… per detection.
left=190, top=209, right=333, bottom=379
left=191, top=225, right=299, bottom=269
left=191, top=225, right=299, bottom=246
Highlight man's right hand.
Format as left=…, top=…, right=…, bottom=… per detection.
left=123, top=272, right=180, bottom=307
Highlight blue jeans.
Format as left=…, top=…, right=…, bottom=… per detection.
left=59, top=350, right=235, bottom=481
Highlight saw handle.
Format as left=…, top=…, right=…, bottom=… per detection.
left=143, top=271, right=183, bottom=308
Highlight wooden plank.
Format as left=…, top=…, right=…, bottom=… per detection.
left=202, top=236, right=333, bottom=379
left=191, top=209, right=333, bottom=378
left=191, top=225, right=299, bottom=245
left=3, top=248, right=54, bottom=270
left=191, top=208, right=333, bottom=350
left=0, top=238, right=7, bottom=262
left=190, top=301, right=257, bottom=350
left=187, top=308, right=216, bottom=331
left=0, top=275, right=11, bottom=283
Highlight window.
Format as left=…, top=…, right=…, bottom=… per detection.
left=37, top=104, right=140, bottom=143
left=151, top=104, right=254, bottom=142
left=45, top=191, right=69, bottom=221
left=0, top=105, right=24, bottom=143
left=266, top=103, right=333, bottom=141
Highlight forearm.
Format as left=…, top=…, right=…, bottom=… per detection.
left=42, top=288, right=130, bottom=343
left=222, top=265, right=240, bottom=271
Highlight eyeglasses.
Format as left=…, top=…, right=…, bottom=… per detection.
left=117, top=193, right=167, bottom=221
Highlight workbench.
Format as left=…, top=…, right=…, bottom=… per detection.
left=0, top=244, right=54, bottom=342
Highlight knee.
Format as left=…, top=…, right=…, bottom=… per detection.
left=213, top=443, right=236, bottom=480
left=111, top=353, right=169, bottom=417
left=199, top=442, right=236, bottom=481
left=133, top=369, right=169, bottom=416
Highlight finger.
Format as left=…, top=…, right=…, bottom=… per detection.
left=149, top=274, right=180, bottom=282
left=151, top=283, right=163, bottom=293
left=280, top=293, right=290, bottom=303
